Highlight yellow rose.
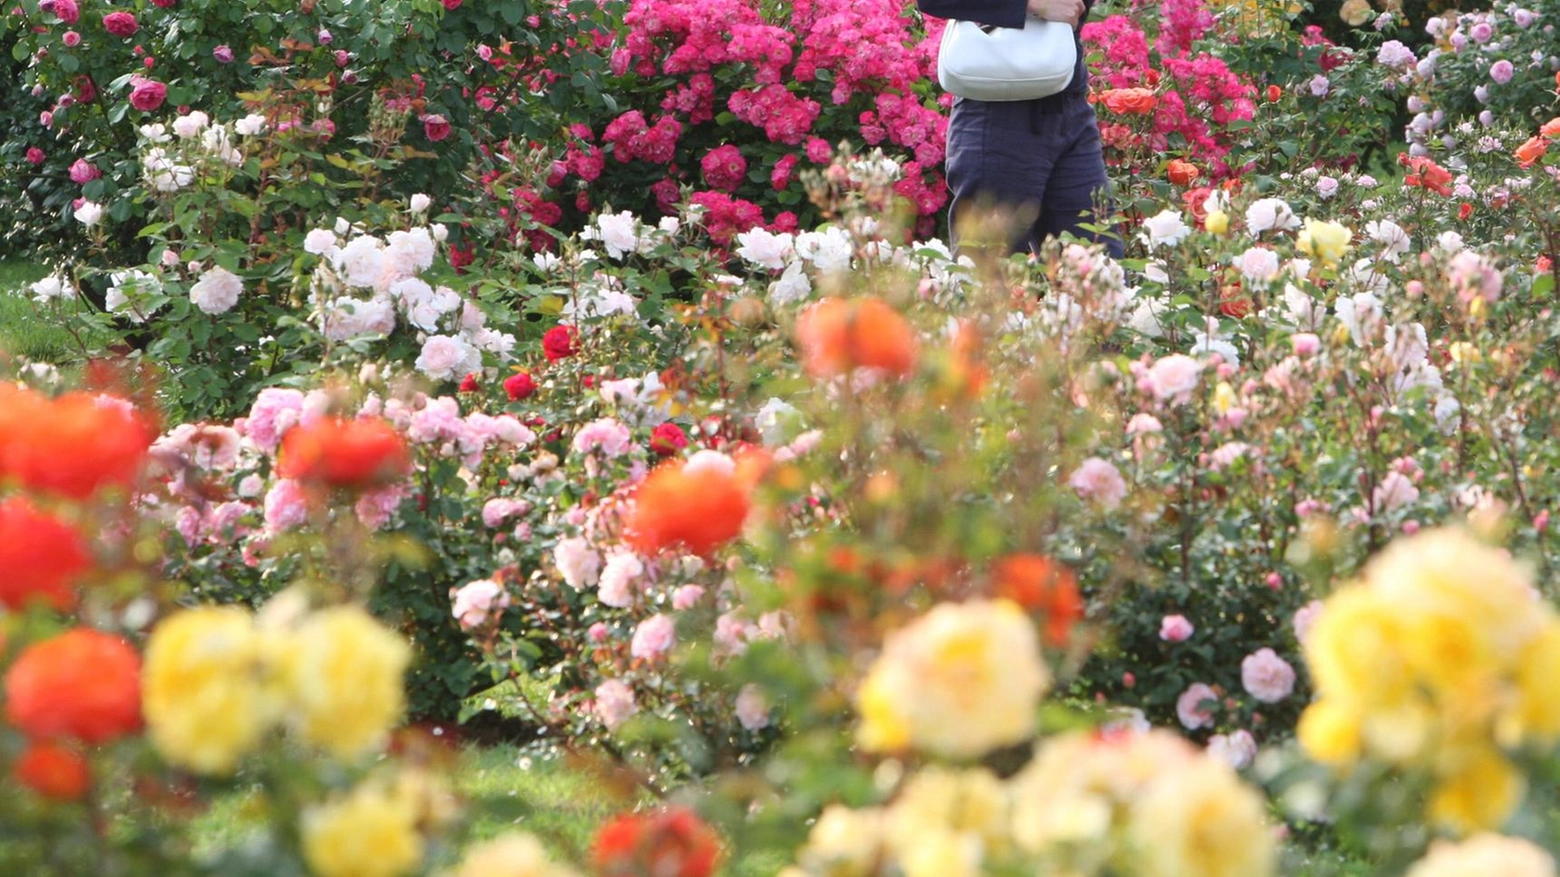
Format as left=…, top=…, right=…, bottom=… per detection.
left=142, top=606, right=276, bottom=775
left=302, top=781, right=424, bottom=877
left=1428, top=747, right=1524, bottom=833
left=1129, top=756, right=1277, bottom=877
left=444, top=832, right=581, bottom=877
left=886, top=767, right=1010, bottom=856
left=1295, top=218, right=1351, bottom=265
left=1296, top=698, right=1363, bottom=766
left=1204, top=209, right=1230, bottom=235
left=799, top=804, right=885, bottom=877
left=897, top=829, right=981, bottom=877
left=1405, top=834, right=1557, bottom=877
left=277, top=605, right=412, bottom=760
left=856, top=600, right=1048, bottom=759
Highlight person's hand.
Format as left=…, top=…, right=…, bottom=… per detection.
left=1026, top=0, right=1084, bottom=25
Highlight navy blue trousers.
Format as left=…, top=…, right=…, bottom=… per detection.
left=945, top=92, right=1124, bottom=259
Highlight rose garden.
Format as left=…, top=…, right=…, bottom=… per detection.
left=1, top=0, right=1559, bottom=874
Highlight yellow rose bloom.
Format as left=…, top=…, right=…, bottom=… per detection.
left=1296, top=698, right=1363, bottom=766
left=142, top=606, right=276, bottom=775
left=1295, top=218, right=1351, bottom=265
left=856, top=600, right=1049, bottom=759
left=1204, top=209, right=1230, bottom=235
left=1429, top=746, right=1525, bottom=833
left=302, top=781, right=424, bottom=877
left=1405, top=833, right=1557, bottom=877
left=444, top=832, right=581, bottom=877
left=1129, top=756, right=1277, bottom=877
left=886, top=767, right=1010, bottom=856
left=798, top=804, right=885, bottom=877
left=277, top=605, right=412, bottom=760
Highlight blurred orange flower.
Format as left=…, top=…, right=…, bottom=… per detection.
left=277, top=416, right=411, bottom=489
left=1515, top=136, right=1549, bottom=169
left=0, top=496, right=90, bottom=611
left=1166, top=159, right=1200, bottom=186
left=1100, top=87, right=1158, bottom=115
left=623, top=452, right=757, bottom=556
left=1541, top=117, right=1560, bottom=138
left=0, top=387, right=156, bottom=499
left=4, top=628, right=142, bottom=743
left=12, top=740, right=90, bottom=801
left=593, top=807, right=721, bottom=877
left=992, top=553, right=1084, bottom=646
left=795, top=297, right=918, bottom=379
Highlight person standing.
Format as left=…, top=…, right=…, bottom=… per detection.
left=918, top=0, right=1124, bottom=258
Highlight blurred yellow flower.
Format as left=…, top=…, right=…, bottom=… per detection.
left=856, top=599, right=1048, bottom=759
left=1130, top=757, right=1277, bottom=877
left=1299, top=526, right=1560, bottom=832
left=142, top=606, right=275, bottom=775
left=1296, top=218, right=1351, bottom=265
left=277, top=605, right=412, bottom=760
left=444, top=831, right=581, bottom=877
left=1204, top=209, right=1230, bottom=235
left=1405, top=833, right=1557, bottom=877
left=302, top=781, right=424, bottom=877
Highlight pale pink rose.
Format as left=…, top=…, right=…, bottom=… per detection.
left=554, top=536, right=601, bottom=589
left=572, top=417, right=633, bottom=458
left=1159, top=614, right=1194, bottom=642
left=1069, top=457, right=1127, bottom=510
left=714, top=612, right=752, bottom=657
left=630, top=613, right=676, bottom=661
left=245, top=387, right=305, bottom=454
left=482, top=498, right=524, bottom=528
left=238, top=474, right=265, bottom=498
left=176, top=505, right=203, bottom=546
left=1176, top=682, right=1218, bottom=730
left=354, top=484, right=407, bottom=530
left=594, top=679, right=638, bottom=730
left=206, top=501, right=251, bottom=540
left=1207, top=729, right=1258, bottom=769
left=597, top=551, right=644, bottom=608
left=1241, top=648, right=1297, bottom=703
left=1292, top=600, right=1324, bottom=642
left=1126, top=413, right=1163, bottom=434
left=1235, top=247, right=1281, bottom=284
left=451, top=579, right=511, bottom=630
left=1291, top=333, right=1321, bottom=356
left=263, top=478, right=309, bottom=532
left=1146, top=354, right=1203, bottom=403
left=672, top=585, right=706, bottom=610
left=1373, top=470, right=1419, bottom=512
left=588, top=622, right=609, bottom=643
left=735, top=684, right=771, bottom=731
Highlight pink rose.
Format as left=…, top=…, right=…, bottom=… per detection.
left=1146, top=353, right=1203, bottom=403
left=422, top=113, right=451, bottom=142
left=102, top=11, right=138, bottom=37
left=588, top=622, right=609, bottom=643
left=25, top=146, right=45, bottom=164
left=263, top=479, right=310, bottom=533
left=630, top=613, right=676, bottom=661
left=1292, top=600, right=1324, bottom=642
left=1291, top=333, right=1320, bottom=356
left=442, top=0, right=463, bottom=8
left=1176, top=682, right=1218, bottom=730
left=212, top=44, right=234, bottom=63
left=671, top=585, right=705, bottom=611
left=593, top=679, right=637, bottom=730
left=735, top=684, right=770, bottom=731
left=150, top=0, right=176, bottom=7
left=68, top=158, right=99, bottom=184
left=1207, top=729, right=1257, bottom=770
left=52, top=0, right=79, bottom=24
left=1240, top=648, right=1297, bottom=703
left=1159, top=614, right=1194, bottom=642
left=1068, top=457, right=1127, bottom=510
left=451, top=579, right=511, bottom=630
left=128, top=77, right=167, bottom=112
left=62, top=29, right=80, bottom=46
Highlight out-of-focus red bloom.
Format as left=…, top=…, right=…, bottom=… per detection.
left=0, top=497, right=90, bottom=611
left=623, top=451, right=765, bottom=556
left=1458, top=202, right=1475, bottom=221
left=277, top=417, right=411, bottom=489
left=991, top=554, right=1084, bottom=646
left=13, top=741, right=90, bottom=801
left=458, top=372, right=480, bottom=393
left=543, top=325, right=579, bottom=361
left=504, top=370, right=538, bottom=400
left=1400, top=153, right=1453, bottom=196
left=0, top=386, right=156, bottom=499
left=4, top=628, right=142, bottom=743
left=593, top=807, right=721, bottom=877
left=1266, top=84, right=1282, bottom=102
left=648, top=422, right=689, bottom=457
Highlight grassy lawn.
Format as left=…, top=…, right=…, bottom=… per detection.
left=0, top=256, right=113, bottom=362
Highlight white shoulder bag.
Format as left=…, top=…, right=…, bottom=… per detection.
left=936, top=16, right=1077, bottom=102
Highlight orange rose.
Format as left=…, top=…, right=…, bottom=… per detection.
left=1515, top=136, right=1549, bottom=169
left=4, top=628, right=142, bottom=743
left=1100, top=87, right=1158, bottom=115
left=593, top=807, right=720, bottom=877
left=795, top=297, right=918, bottom=379
left=623, top=453, right=756, bottom=556
left=13, top=741, right=91, bottom=801
left=1166, top=159, right=1200, bottom=186
left=277, top=416, right=411, bottom=489
left=0, top=388, right=156, bottom=499
left=1399, top=153, right=1454, bottom=197
left=1541, top=117, right=1560, bottom=138
left=992, top=553, right=1084, bottom=646
left=0, top=496, right=90, bottom=611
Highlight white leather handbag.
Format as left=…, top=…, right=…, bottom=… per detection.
left=936, top=16, right=1077, bottom=102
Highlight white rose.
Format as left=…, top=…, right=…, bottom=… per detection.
left=171, top=111, right=209, bottom=139
left=303, top=228, right=339, bottom=256
left=188, top=266, right=244, bottom=315
left=409, top=193, right=431, bottom=214
left=1140, top=209, right=1190, bottom=249
left=73, top=201, right=104, bottom=226
left=414, top=334, right=477, bottom=382
left=234, top=113, right=268, bottom=136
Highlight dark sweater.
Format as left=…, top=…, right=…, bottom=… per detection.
left=916, top=0, right=1093, bottom=98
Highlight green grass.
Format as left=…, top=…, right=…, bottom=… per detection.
left=0, top=256, right=113, bottom=362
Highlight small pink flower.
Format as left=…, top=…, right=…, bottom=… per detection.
left=67, top=157, right=98, bottom=183
left=735, top=684, right=770, bottom=731
left=1490, top=59, right=1514, bottom=84
left=1069, top=457, right=1127, bottom=510
left=1207, top=729, right=1257, bottom=769
left=671, top=585, right=705, bottom=610
left=1290, top=333, right=1320, bottom=356
left=212, top=44, right=234, bottom=63
left=422, top=113, right=451, bottom=142
left=1240, top=648, right=1297, bottom=703
left=630, top=613, right=676, bottom=661
left=1292, top=600, right=1324, bottom=642
left=263, top=479, right=310, bottom=533
left=1159, top=614, right=1194, bottom=642
left=1146, top=353, right=1203, bottom=404
left=25, top=146, right=46, bottom=164
left=128, top=77, right=167, bottom=112
left=593, top=679, right=637, bottom=730
left=1176, top=682, right=1218, bottom=730
left=451, top=579, right=511, bottom=630
left=62, top=29, right=80, bottom=46
left=588, top=622, right=609, bottom=643
left=102, top=11, right=137, bottom=37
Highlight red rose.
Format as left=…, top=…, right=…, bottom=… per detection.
left=542, top=325, right=579, bottom=362
left=277, top=416, right=411, bottom=490
left=422, top=113, right=451, bottom=142
left=648, top=422, right=688, bottom=457
left=73, top=74, right=97, bottom=104
left=459, top=373, right=480, bottom=393
left=128, top=78, right=167, bottom=112
left=503, top=371, right=537, bottom=401
left=149, top=0, right=176, bottom=6
left=593, top=808, right=721, bottom=877
left=1266, top=84, right=1282, bottom=102
left=102, top=11, right=138, bottom=37
left=442, top=0, right=462, bottom=8
left=13, top=741, right=90, bottom=801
